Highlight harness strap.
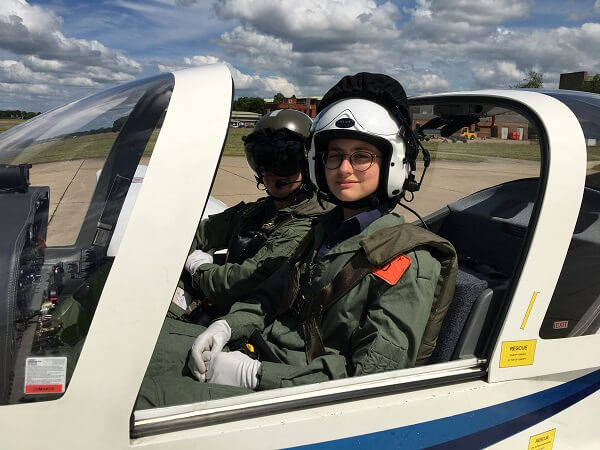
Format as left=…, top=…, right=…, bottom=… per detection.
left=227, top=192, right=324, bottom=265
left=312, top=251, right=372, bottom=313
left=299, top=251, right=372, bottom=363
left=302, top=317, right=327, bottom=364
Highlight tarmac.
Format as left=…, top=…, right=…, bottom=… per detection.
left=30, top=155, right=540, bottom=245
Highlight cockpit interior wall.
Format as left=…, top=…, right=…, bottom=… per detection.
left=0, top=186, right=49, bottom=403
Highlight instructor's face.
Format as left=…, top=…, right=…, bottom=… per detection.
left=263, top=171, right=303, bottom=199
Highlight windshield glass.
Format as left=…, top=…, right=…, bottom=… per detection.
left=0, top=73, right=173, bottom=405
left=540, top=90, right=600, bottom=141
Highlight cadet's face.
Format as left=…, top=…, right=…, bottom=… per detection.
left=324, top=139, right=382, bottom=203
left=263, top=171, right=303, bottom=198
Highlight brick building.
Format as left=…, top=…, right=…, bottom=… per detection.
left=412, top=106, right=531, bottom=140
left=264, top=96, right=322, bottom=119
left=559, top=71, right=592, bottom=90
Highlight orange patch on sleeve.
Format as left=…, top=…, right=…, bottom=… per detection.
left=371, top=254, right=411, bottom=285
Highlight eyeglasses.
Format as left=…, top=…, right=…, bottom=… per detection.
left=322, top=151, right=381, bottom=171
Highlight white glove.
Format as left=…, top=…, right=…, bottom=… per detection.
left=185, top=249, right=215, bottom=275
left=171, top=286, right=193, bottom=310
left=188, top=320, right=231, bottom=381
left=204, top=351, right=260, bottom=389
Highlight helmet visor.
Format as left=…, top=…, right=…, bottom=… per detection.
left=245, top=136, right=305, bottom=177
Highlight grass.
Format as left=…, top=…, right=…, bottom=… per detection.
left=422, top=140, right=541, bottom=162
left=421, top=143, right=486, bottom=163
left=7, top=132, right=119, bottom=165
left=223, top=127, right=252, bottom=156
left=0, top=119, right=25, bottom=133
left=3, top=127, right=250, bottom=165
left=2, top=121, right=597, bottom=167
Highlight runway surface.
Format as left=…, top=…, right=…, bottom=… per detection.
left=30, top=155, right=540, bottom=245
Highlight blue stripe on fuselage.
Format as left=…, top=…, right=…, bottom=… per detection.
left=289, top=369, right=600, bottom=449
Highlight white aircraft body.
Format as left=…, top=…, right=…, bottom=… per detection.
left=0, top=64, right=598, bottom=449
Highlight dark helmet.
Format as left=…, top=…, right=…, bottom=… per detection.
left=244, top=109, right=312, bottom=182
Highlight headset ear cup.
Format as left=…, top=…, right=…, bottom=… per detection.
left=403, top=174, right=420, bottom=192
left=409, top=141, right=418, bottom=171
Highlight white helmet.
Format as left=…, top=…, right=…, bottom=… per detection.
left=308, top=98, right=411, bottom=205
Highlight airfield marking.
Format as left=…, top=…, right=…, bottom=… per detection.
left=521, top=291, right=539, bottom=330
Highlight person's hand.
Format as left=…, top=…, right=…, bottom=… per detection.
left=204, top=351, right=260, bottom=389
left=185, top=249, right=215, bottom=275
left=171, top=286, right=193, bottom=310
left=188, top=320, right=231, bottom=381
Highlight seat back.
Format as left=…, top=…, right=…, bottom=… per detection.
left=428, top=268, right=489, bottom=363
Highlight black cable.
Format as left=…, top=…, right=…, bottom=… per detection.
left=397, top=202, right=429, bottom=230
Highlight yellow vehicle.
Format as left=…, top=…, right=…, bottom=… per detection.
left=460, top=127, right=478, bottom=139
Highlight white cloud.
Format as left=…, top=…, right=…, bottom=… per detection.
left=0, top=0, right=142, bottom=110
left=407, top=73, right=451, bottom=92
left=0, top=1, right=140, bottom=73
left=23, top=55, right=65, bottom=72
left=55, top=77, right=103, bottom=88
left=0, top=81, right=53, bottom=95
left=158, top=55, right=300, bottom=96
left=215, top=0, right=402, bottom=51
left=218, top=27, right=295, bottom=68
left=0, top=60, right=39, bottom=84
left=470, top=23, right=600, bottom=86
left=414, top=0, right=533, bottom=26
left=2, top=0, right=600, bottom=111
left=472, top=61, right=524, bottom=88
left=401, top=0, right=533, bottom=44
left=3, top=0, right=62, bottom=34
left=211, top=3, right=454, bottom=96
left=183, top=55, right=222, bottom=65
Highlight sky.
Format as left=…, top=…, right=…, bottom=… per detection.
left=1, top=0, right=600, bottom=112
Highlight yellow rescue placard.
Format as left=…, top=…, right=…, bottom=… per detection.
left=528, top=429, right=556, bottom=450
left=499, top=339, right=537, bottom=368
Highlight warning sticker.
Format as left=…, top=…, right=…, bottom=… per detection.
left=24, top=357, right=67, bottom=394
left=528, top=429, right=556, bottom=450
left=553, top=320, right=568, bottom=330
left=499, top=339, right=536, bottom=368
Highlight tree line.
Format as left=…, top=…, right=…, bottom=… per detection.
left=579, top=74, right=600, bottom=94
left=232, top=92, right=291, bottom=114
left=0, top=110, right=41, bottom=120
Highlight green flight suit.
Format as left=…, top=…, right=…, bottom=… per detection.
left=181, top=190, right=324, bottom=311
left=137, top=212, right=445, bottom=409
